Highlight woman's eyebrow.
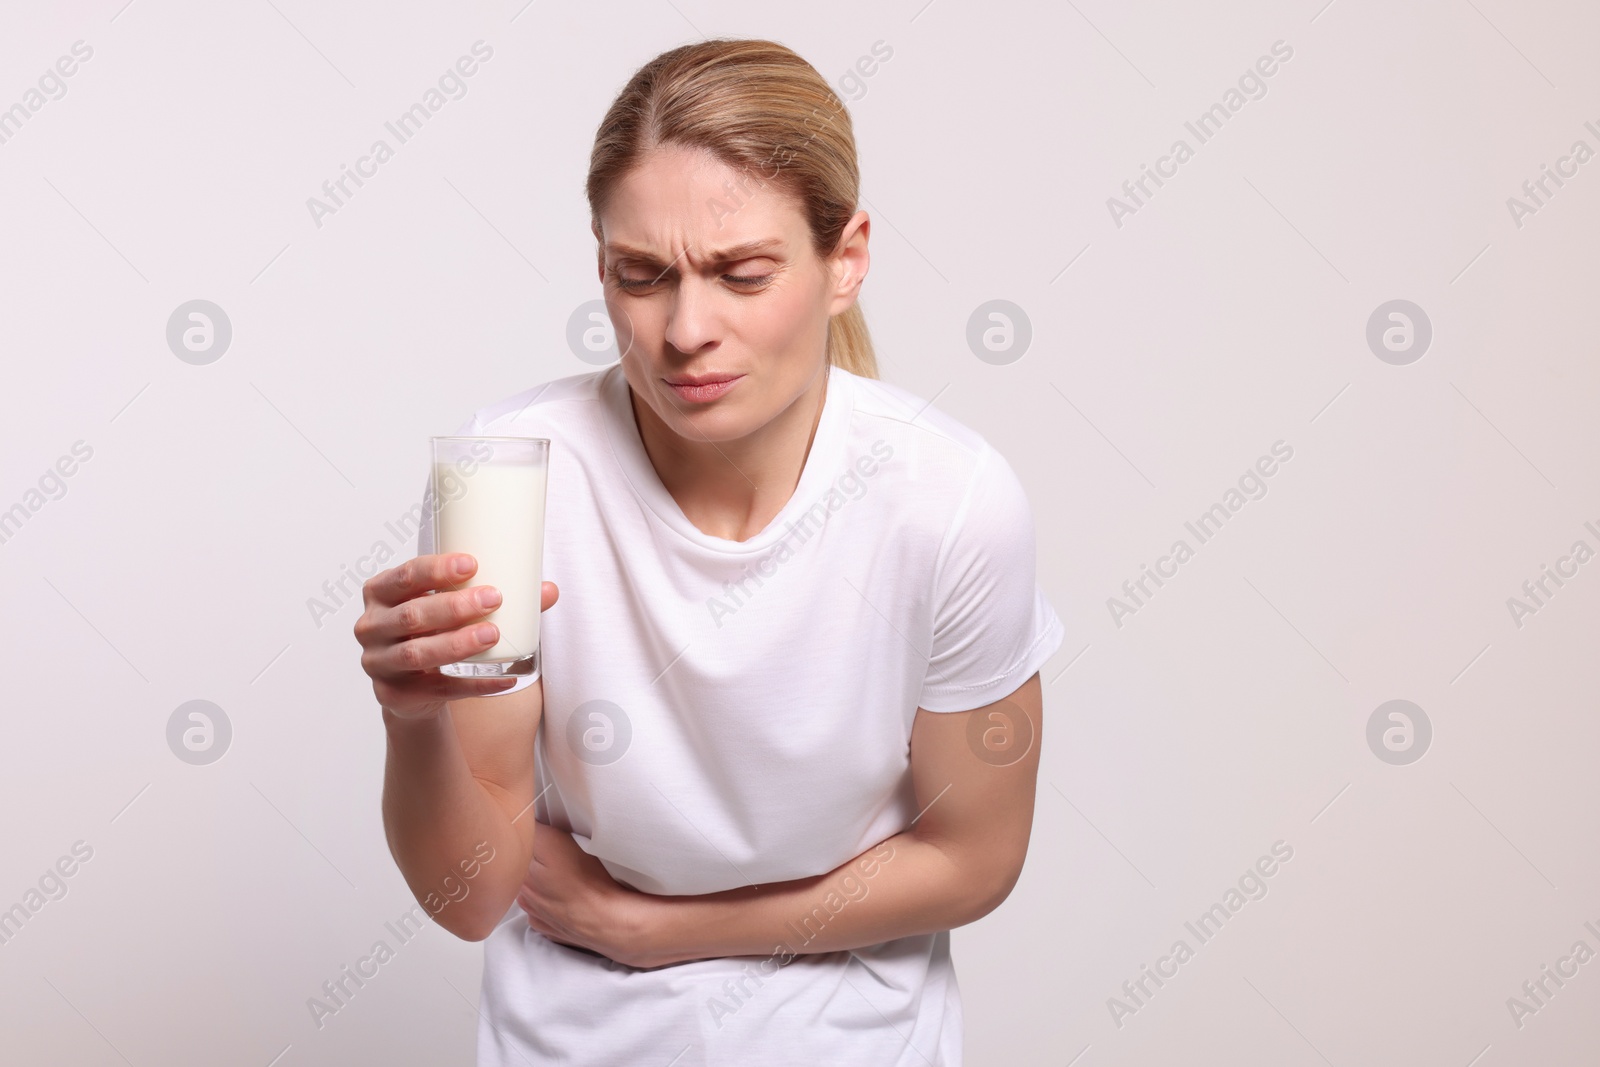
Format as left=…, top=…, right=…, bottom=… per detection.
left=605, top=239, right=785, bottom=267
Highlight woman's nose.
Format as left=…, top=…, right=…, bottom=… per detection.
left=662, top=276, right=716, bottom=354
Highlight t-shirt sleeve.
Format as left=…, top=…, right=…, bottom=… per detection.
left=917, top=443, right=1065, bottom=713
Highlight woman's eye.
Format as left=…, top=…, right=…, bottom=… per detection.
left=611, top=270, right=771, bottom=291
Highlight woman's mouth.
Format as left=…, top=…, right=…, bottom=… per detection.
left=664, top=374, right=743, bottom=403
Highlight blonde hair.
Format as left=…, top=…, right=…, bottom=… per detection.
left=585, top=38, right=879, bottom=380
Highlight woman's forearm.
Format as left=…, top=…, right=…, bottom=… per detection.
left=630, top=832, right=1002, bottom=967
left=381, top=706, right=533, bottom=941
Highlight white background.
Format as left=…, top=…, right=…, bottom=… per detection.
left=1, top=0, right=1596, bottom=1063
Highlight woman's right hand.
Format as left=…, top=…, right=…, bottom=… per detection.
left=354, top=552, right=560, bottom=721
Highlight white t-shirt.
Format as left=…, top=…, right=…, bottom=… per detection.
left=416, top=361, right=1064, bottom=1066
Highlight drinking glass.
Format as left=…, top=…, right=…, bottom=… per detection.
left=428, top=436, right=550, bottom=679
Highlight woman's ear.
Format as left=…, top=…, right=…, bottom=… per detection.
left=826, top=210, right=870, bottom=316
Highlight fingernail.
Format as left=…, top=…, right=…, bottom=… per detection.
left=477, top=587, right=501, bottom=609
left=454, top=556, right=473, bottom=575
left=475, top=624, right=497, bottom=643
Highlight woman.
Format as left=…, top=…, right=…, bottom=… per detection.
left=357, top=38, right=1064, bottom=1066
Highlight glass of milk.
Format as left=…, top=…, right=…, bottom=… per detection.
left=428, top=436, right=550, bottom=680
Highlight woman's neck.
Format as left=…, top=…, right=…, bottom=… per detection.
left=630, top=364, right=829, bottom=543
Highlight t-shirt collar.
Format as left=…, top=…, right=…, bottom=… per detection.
left=599, top=361, right=854, bottom=555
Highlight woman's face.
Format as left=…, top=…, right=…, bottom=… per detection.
left=596, top=143, right=867, bottom=444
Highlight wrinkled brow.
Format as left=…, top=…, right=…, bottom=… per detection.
left=604, top=239, right=786, bottom=267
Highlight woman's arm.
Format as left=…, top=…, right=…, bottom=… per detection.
left=527, top=673, right=1044, bottom=968
left=627, top=829, right=983, bottom=967
left=363, top=555, right=557, bottom=942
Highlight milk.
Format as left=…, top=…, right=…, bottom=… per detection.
left=431, top=457, right=547, bottom=666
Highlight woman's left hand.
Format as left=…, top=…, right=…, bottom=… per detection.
left=517, top=823, right=656, bottom=967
